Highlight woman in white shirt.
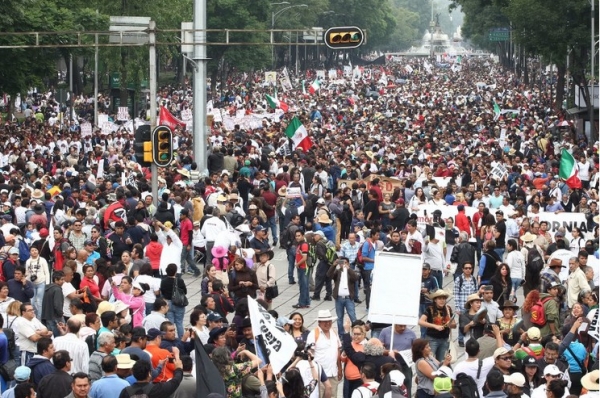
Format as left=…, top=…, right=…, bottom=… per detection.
left=26, top=246, right=50, bottom=317
left=134, top=263, right=161, bottom=315
left=569, top=228, right=585, bottom=254
left=504, top=239, right=525, bottom=300
left=190, top=309, right=210, bottom=344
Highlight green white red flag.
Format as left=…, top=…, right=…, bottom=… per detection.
left=265, top=94, right=289, bottom=112
left=285, top=117, right=312, bottom=151
left=559, top=149, right=582, bottom=189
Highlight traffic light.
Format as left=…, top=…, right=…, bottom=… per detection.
left=152, top=125, right=173, bottom=167
left=324, top=26, right=365, bottom=50
left=134, top=125, right=153, bottom=168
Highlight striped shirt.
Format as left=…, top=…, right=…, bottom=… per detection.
left=340, top=241, right=360, bottom=264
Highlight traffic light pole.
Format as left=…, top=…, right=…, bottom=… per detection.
left=193, top=0, right=208, bottom=170
left=149, top=20, right=159, bottom=205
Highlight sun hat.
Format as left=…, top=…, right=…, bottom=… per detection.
left=464, top=293, right=483, bottom=310
left=317, top=213, right=333, bottom=224
left=115, top=354, right=136, bottom=369
left=258, top=250, right=275, bottom=261
left=429, top=289, right=450, bottom=300
left=581, top=369, right=599, bottom=391
left=316, top=309, right=337, bottom=322
left=113, top=300, right=130, bottom=314
left=493, top=347, right=513, bottom=359
left=520, top=232, right=537, bottom=242
left=96, top=301, right=115, bottom=316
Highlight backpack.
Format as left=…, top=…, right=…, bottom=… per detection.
left=124, top=383, right=154, bottom=398
left=324, top=241, right=338, bottom=266
left=356, top=241, right=371, bottom=267
left=351, top=191, right=362, bottom=211
left=454, top=369, right=481, bottom=398
left=530, top=297, right=553, bottom=326
left=306, top=243, right=316, bottom=269
left=355, top=384, right=378, bottom=398
left=411, top=240, right=422, bottom=255
left=229, top=211, right=245, bottom=228
left=18, top=239, right=30, bottom=263
left=527, top=247, right=544, bottom=274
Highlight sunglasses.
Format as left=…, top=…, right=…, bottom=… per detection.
left=498, top=356, right=513, bottom=361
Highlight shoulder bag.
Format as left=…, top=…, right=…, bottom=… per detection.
left=265, top=264, right=279, bottom=301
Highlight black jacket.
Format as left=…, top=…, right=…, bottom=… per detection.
left=450, top=242, right=477, bottom=275
left=342, top=333, right=396, bottom=383
left=119, top=369, right=183, bottom=398
left=41, top=283, right=64, bottom=321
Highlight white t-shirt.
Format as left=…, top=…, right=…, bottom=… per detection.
left=134, top=274, right=161, bottom=304
left=14, top=316, right=48, bottom=353
left=62, top=282, right=77, bottom=317
left=530, top=384, right=569, bottom=398
left=296, top=360, right=323, bottom=398
left=451, top=357, right=495, bottom=397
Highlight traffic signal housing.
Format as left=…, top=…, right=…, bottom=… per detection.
left=134, top=125, right=153, bottom=168
left=324, top=26, right=365, bottom=49
left=152, top=125, right=173, bottom=167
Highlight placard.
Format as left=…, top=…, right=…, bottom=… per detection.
left=286, top=187, right=301, bottom=198
left=117, top=107, right=129, bottom=121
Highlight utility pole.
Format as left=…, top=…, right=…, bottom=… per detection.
left=94, top=10, right=99, bottom=128
left=193, top=0, right=208, bottom=169
left=149, top=20, right=159, bottom=204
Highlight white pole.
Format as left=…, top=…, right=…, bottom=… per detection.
left=149, top=20, right=158, bottom=205
left=94, top=28, right=98, bottom=128
left=193, top=0, right=208, bottom=168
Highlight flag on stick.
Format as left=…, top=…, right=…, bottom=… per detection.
left=265, top=94, right=289, bottom=113
left=308, top=80, right=320, bottom=94
left=559, top=149, right=582, bottom=189
left=285, top=117, right=313, bottom=151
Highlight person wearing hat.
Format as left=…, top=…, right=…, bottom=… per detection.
left=459, top=293, right=489, bottom=343
left=581, top=369, right=600, bottom=395
left=314, top=212, right=335, bottom=243
left=432, top=375, right=453, bottom=398
left=145, top=328, right=177, bottom=382
left=418, top=289, right=457, bottom=362
left=2, top=365, right=32, bottom=396
left=530, top=365, right=570, bottom=398
left=110, top=277, right=147, bottom=328
left=306, top=310, right=342, bottom=394
left=255, top=250, right=276, bottom=307
left=327, top=257, right=360, bottom=336
left=520, top=231, right=545, bottom=296
left=89, top=355, right=130, bottom=398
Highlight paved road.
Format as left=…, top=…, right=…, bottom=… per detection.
left=180, top=245, right=523, bottom=397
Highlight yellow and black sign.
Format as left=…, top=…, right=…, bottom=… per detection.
left=324, top=26, right=365, bottom=49
left=152, top=125, right=174, bottom=167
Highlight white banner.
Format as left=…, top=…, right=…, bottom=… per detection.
left=117, top=107, right=129, bottom=121
left=343, top=65, right=352, bottom=77
left=248, top=297, right=296, bottom=373
left=328, top=69, right=337, bottom=79
left=80, top=122, right=92, bottom=137
left=280, top=67, right=293, bottom=91
left=316, top=70, right=326, bottom=80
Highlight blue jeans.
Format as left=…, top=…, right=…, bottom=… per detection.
left=494, top=248, right=505, bottom=259
left=287, top=247, right=297, bottom=283
left=181, top=245, right=200, bottom=275
left=32, top=283, right=45, bottom=317
left=456, top=310, right=465, bottom=343
left=419, top=303, right=428, bottom=338
left=360, top=269, right=372, bottom=309
left=45, top=318, right=63, bottom=338
left=335, top=296, right=356, bottom=336
left=167, top=301, right=185, bottom=338
left=297, top=267, right=310, bottom=306
left=313, top=261, right=332, bottom=299
left=511, top=278, right=523, bottom=295
left=431, top=270, right=443, bottom=291
left=427, top=336, right=449, bottom=362
left=267, top=216, right=278, bottom=244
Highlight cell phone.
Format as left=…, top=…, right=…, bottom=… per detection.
left=424, top=210, right=427, bottom=216
left=168, top=357, right=175, bottom=363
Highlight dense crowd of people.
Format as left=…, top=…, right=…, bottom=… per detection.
left=0, top=56, right=597, bottom=398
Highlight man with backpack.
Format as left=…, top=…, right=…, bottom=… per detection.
left=534, top=281, right=562, bottom=337
left=520, top=232, right=546, bottom=296
left=282, top=215, right=302, bottom=285
left=351, top=363, right=379, bottom=398
left=453, top=339, right=498, bottom=397
left=311, top=231, right=334, bottom=302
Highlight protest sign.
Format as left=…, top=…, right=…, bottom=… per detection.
left=369, top=252, right=422, bottom=325
left=248, top=297, right=296, bottom=373
left=265, top=71, right=277, bottom=85
left=117, top=107, right=129, bottom=121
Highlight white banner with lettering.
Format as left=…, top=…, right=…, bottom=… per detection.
left=248, top=297, right=296, bottom=373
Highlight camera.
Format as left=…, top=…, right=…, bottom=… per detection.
left=30, top=275, right=37, bottom=282
left=294, top=343, right=315, bottom=360
left=168, top=357, right=175, bottom=363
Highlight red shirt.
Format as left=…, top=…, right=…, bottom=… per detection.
left=179, top=217, right=193, bottom=246
left=80, top=277, right=101, bottom=299
left=295, top=242, right=309, bottom=269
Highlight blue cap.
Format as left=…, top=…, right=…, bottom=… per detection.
left=14, top=366, right=31, bottom=381
left=255, top=225, right=266, bottom=232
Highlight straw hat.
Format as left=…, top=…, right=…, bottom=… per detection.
left=429, top=289, right=450, bottom=300
left=278, top=186, right=288, bottom=197
left=581, top=369, right=599, bottom=391
left=317, top=213, right=333, bottom=224
left=464, top=293, right=482, bottom=310
left=519, top=232, right=537, bottom=242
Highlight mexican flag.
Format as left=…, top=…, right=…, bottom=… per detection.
left=285, top=117, right=312, bottom=151
left=265, top=94, right=289, bottom=112
left=309, top=80, right=320, bottom=94
left=493, top=101, right=501, bottom=121
left=559, top=149, right=582, bottom=189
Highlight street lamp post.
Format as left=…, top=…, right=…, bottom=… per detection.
left=271, top=3, right=308, bottom=68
